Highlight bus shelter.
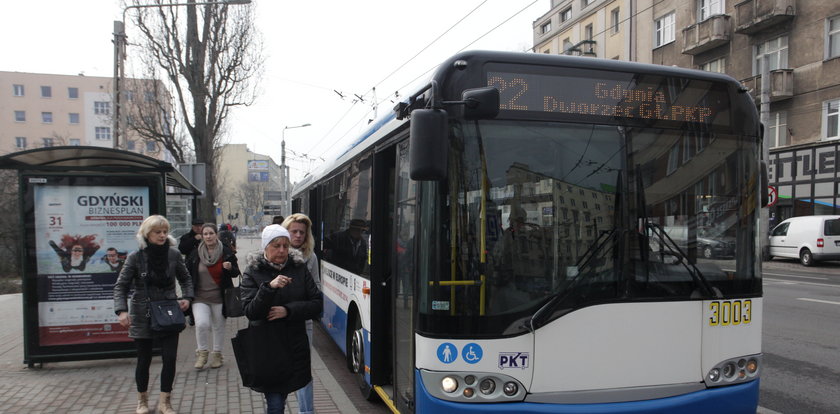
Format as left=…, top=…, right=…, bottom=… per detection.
left=0, top=146, right=201, bottom=366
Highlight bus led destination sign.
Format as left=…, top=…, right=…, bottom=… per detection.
left=487, top=71, right=725, bottom=126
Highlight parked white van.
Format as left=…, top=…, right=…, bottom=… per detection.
left=768, top=215, right=840, bottom=266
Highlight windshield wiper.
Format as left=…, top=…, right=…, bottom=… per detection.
left=646, top=222, right=721, bottom=299
left=527, top=229, right=617, bottom=331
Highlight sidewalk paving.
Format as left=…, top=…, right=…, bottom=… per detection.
left=0, top=292, right=357, bottom=413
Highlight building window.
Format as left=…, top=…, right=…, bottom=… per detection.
left=667, top=143, right=680, bottom=175
left=14, top=110, right=25, bottom=122
left=41, top=112, right=53, bottom=123
left=754, top=35, right=789, bottom=75
left=68, top=87, right=79, bottom=99
left=125, top=91, right=134, bottom=102
left=610, top=8, right=620, bottom=34
left=94, top=101, right=110, bottom=115
left=42, top=138, right=54, bottom=147
left=95, top=126, right=112, bottom=140
left=15, top=137, right=26, bottom=149
left=700, top=57, right=726, bottom=73
left=144, top=91, right=155, bottom=103
left=825, top=99, right=840, bottom=140
left=561, top=7, right=572, bottom=22
left=699, top=0, right=724, bottom=21
left=655, top=12, right=676, bottom=48
left=828, top=15, right=840, bottom=59
left=563, top=38, right=573, bottom=54
left=127, top=140, right=136, bottom=150
left=69, top=113, right=80, bottom=124
left=768, top=111, right=789, bottom=147
left=146, top=141, right=157, bottom=152
left=541, top=22, right=551, bottom=34
left=542, top=48, right=551, bottom=54
left=585, top=24, right=594, bottom=41
left=13, top=84, right=24, bottom=96
left=70, top=138, right=81, bottom=146
left=41, top=86, right=52, bottom=98
left=581, top=0, right=593, bottom=8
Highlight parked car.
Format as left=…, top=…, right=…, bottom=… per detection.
left=768, top=215, right=840, bottom=266
left=657, top=226, right=736, bottom=259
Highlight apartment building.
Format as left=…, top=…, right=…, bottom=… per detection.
left=0, top=71, right=172, bottom=162
left=533, top=0, right=840, bottom=221
left=215, top=143, right=282, bottom=230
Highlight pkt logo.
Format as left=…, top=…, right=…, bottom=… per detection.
left=498, top=352, right=529, bottom=369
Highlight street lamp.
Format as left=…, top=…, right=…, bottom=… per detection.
left=280, top=123, right=311, bottom=216
left=112, top=0, right=252, bottom=150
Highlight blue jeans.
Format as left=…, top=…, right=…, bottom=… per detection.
left=295, top=320, right=315, bottom=414
left=265, top=392, right=287, bottom=414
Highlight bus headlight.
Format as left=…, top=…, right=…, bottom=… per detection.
left=441, top=376, right=458, bottom=393
left=479, top=378, right=496, bottom=395
left=705, top=354, right=761, bottom=387
left=503, top=381, right=518, bottom=396
left=421, top=370, right=525, bottom=403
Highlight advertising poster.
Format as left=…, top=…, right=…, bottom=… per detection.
left=33, top=185, right=149, bottom=346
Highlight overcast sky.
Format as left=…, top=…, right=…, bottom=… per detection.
left=2, top=0, right=548, bottom=181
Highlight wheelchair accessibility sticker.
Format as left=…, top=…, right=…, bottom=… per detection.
left=437, top=342, right=457, bottom=364
left=461, top=343, right=483, bottom=364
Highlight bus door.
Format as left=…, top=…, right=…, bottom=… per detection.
left=393, top=140, right=417, bottom=412
left=370, top=142, right=397, bottom=401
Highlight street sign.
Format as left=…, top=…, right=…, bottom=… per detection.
left=767, top=186, right=778, bottom=207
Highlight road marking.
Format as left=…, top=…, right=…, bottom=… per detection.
left=762, top=272, right=827, bottom=280
left=797, top=298, right=840, bottom=306
left=764, top=278, right=840, bottom=289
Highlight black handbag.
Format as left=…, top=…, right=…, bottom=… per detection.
left=231, top=322, right=292, bottom=388
left=224, top=276, right=244, bottom=318
left=140, top=253, right=186, bottom=333
left=148, top=299, right=186, bottom=332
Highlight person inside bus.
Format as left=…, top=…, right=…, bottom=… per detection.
left=323, top=219, right=368, bottom=274
left=240, top=225, right=323, bottom=414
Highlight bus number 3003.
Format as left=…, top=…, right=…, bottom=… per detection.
left=709, top=300, right=752, bottom=326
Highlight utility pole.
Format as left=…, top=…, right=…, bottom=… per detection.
left=112, top=20, right=126, bottom=149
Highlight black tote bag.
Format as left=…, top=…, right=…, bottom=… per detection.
left=223, top=276, right=244, bottom=318
left=231, top=322, right=292, bottom=388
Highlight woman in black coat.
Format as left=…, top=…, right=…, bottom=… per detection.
left=113, top=215, right=193, bottom=414
left=240, top=225, right=323, bottom=414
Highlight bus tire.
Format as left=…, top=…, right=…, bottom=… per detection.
left=347, top=312, right=375, bottom=400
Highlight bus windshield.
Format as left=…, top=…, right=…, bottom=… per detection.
left=417, top=119, right=762, bottom=337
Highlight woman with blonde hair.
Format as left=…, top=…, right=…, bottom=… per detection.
left=114, top=215, right=193, bottom=414
left=281, top=213, right=320, bottom=414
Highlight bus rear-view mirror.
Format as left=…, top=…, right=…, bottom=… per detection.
left=409, top=109, right=448, bottom=181
left=462, top=87, right=500, bottom=120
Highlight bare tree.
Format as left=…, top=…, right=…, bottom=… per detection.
left=128, top=0, right=264, bottom=217
left=0, top=170, right=20, bottom=278
left=235, top=180, right=268, bottom=227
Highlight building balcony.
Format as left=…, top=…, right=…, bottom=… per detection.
left=564, top=40, right=597, bottom=57
left=734, top=0, right=795, bottom=35
left=682, top=15, right=731, bottom=55
left=740, top=69, right=794, bottom=102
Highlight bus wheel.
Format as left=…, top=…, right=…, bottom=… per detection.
left=800, top=248, right=813, bottom=266
left=348, top=314, right=375, bottom=400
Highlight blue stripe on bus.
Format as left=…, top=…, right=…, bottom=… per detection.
left=415, top=370, right=759, bottom=414
left=321, top=294, right=349, bottom=355
left=320, top=293, right=374, bottom=386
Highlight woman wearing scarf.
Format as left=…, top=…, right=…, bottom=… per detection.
left=186, top=223, right=240, bottom=369
left=113, top=215, right=193, bottom=414
left=240, top=225, right=323, bottom=414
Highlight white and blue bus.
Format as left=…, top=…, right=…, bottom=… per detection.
left=291, top=51, right=764, bottom=414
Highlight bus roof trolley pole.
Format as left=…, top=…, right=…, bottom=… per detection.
left=402, top=80, right=500, bottom=181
